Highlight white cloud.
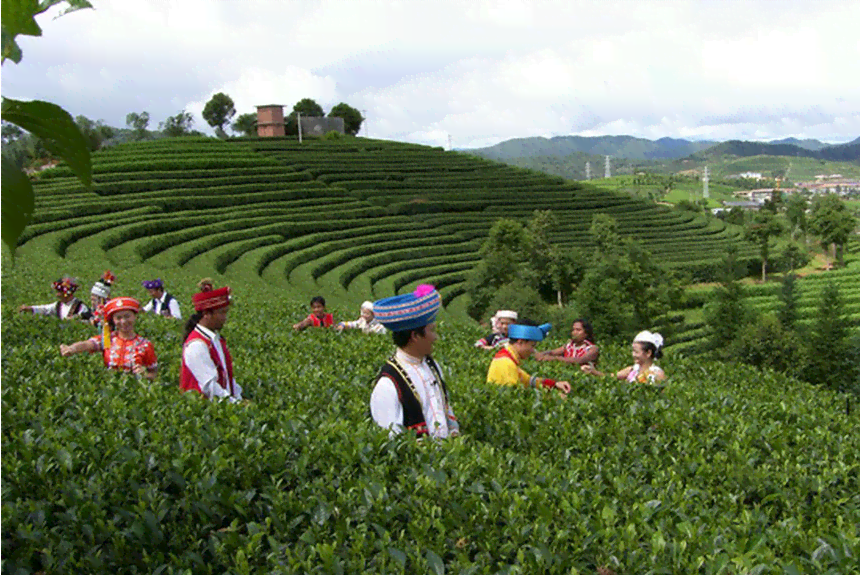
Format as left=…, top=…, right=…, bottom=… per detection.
left=2, top=0, right=858, bottom=145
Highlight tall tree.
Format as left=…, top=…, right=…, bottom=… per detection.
left=805, top=283, right=853, bottom=391
left=328, top=103, right=363, bottom=135
left=125, top=111, right=150, bottom=140
left=777, top=273, right=798, bottom=329
left=202, top=92, right=236, bottom=136
left=159, top=111, right=194, bottom=137
left=785, top=194, right=808, bottom=242
left=232, top=112, right=257, bottom=137
left=744, top=210, right=783, bottom=282
left=292, top=98, right=324, bottom=117
left=808, top=195, right=856, bottom=266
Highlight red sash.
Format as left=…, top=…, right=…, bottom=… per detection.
left=309, top=313, right=333, bottom=327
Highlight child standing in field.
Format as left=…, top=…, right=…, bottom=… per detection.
left=581, top=331, right=666, bottom=385
left=474, top=309, right=517, bottom=349
left=293, top=296, right=334, bottom=330
left=487, top=320, right=571, bottom=396
left=336, top=301, right=385, bottom=334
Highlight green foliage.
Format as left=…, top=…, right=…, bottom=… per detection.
left=75, top=115, right=115, bottom=151
left=778, top=273, right=799, bottom=329
left=292, top=97, right=324, bottom=118
left=231, top=112, right=257, bottom=138
left=809, top=195, right=856, bottom=266
left=125, top=111, right=150, bottom=140
left=321, top=130, right=343, bottom=141
left=1, top=0, right=92, bottom=64
left=202, top=92, right=236, bottom=133
left=159, top=110, right=195, bottom=137
left=728, top=314, right=808, bottom=378
left=744, top=210, right=783, bottom=282
left=804, top=283, right=854, bottom=392
left=705, top=278, right=751, bottom=354
left=328, top=103, right=363, bottom=136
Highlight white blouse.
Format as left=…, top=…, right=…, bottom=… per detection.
left=184, top=324, right=242, bottom=403
left=370, top=348, right=459, bottom=439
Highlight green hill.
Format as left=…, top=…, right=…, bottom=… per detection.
left=470, top=135, right=716, bottom=161
left=13, top=136, right=760, bottom=316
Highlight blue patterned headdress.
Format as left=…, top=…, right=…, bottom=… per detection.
left=373, top=284, right=441, bottom=332
left=508, top=323, right=551, bottom=342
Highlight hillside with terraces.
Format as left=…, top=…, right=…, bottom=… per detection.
left=21, top=136, right=760, bottom=317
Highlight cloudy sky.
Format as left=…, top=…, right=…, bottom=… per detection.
left=3, top=0, right=859, bottom=149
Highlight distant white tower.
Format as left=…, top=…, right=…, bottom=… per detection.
left=703, top=165, right=710, bottom=199
left=604, top=155, right=611, bottom=178
left=585, top=161, right=591, bottom=180
left=448, top=134, right=453, bottom=151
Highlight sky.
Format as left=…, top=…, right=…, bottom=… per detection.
left=3, top=0, right=859, bottom=149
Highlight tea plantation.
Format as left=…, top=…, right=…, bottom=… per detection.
left=2, top=137, right=858, bottom=573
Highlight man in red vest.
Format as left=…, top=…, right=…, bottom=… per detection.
left=180, top=281, right=243, bottom=403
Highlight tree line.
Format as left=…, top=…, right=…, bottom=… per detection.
left=2, top=94, right=365, bottom=172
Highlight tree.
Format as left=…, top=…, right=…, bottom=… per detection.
left=159, top=111, right=194, bottom=137
left=804, top=283, right=853, bottom=391
left=292, top=98, right=324, bottom=117
left=2, top=0, right=94, bottom=257
left=744, top=210, right=783, bottom=282
left=202, top=92, right=236, bottom=136
left=232, top=113, right=257, bottom=137
left=705, top=277, right=750, bottom=355
left=125, top=111, right=150, bottom=140
left=75, top=115, right=115, bottom=151
left=464, top=218, right=530, bottom=320
left=785, top=194, right=807, bottom=242
left=328, top=103, right=363, bottom=136
left=777, top=273, right=798, bottom=329
left=808, top=195, right=856, bottom=266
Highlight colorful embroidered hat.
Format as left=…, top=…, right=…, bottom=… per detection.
left=508, top=323, right=552, bottom=341
left=633, top=330, right=664, bottom=350
left=192, top=283, right=231, bottom=312
left=103, top=297, right=141, bottom=321
left=361, top=300, right=374, bottom=311
left=91, top=281, right=111, bottom=298
left=52, top=277, right=79, bottom=296
left=91, top=270, right=115, bottom=298
left=373, top=284, right=441, bottom=332
left=494, top=310, right=518, bottom=321
left=142, top=278, right=163, bottom=290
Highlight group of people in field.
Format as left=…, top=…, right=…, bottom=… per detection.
left=20, top=275, right=665, bottom=439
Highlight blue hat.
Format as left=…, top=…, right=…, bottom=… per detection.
left=508, top=323, right=551, bottom=341
left=374, top=284, right=441, bottom=332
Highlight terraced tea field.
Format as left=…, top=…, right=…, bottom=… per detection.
left=21, top=136, right=759, bottom=314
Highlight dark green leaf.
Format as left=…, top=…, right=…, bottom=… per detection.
left=426, top=550, right=445, bottom=575
left=2, top=97, right=92, bottom=187
left=1, top=155, right=34, bottom=256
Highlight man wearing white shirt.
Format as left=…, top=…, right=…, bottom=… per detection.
left=370, top=284, right=459, bottom=439
left=141, top=278, right=182, bottom=319
left=179, top=282, right=242, bottom=403
left=19, top=277, right=90, bottom=319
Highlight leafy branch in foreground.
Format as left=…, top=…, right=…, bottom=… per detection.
left=1, top=0, right=93, bottom=256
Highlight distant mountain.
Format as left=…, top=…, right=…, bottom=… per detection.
left=469, top=135, right=716, bottom=161
left=767, top=137, right=829, bottom=151
left=692, top=139, right=860, bottom=163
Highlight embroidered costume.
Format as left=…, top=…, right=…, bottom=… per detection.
left=370, top=284, right=459, bottom=438
left=305, top=313, right=334, bottom=328
left=88, top=332, right=157, bottom=372
left=180, top=284, right=242, bottom=403
left=563, top=339, right=596, bottom=359
left=30, top=277, right=90, bottom=319
left=487, top=344, right=557, bottom=389
left=626, top=363, right=665, bottom=385
left=474, top=310, right=517, bottom=348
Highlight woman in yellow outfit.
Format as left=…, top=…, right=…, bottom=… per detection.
left=487, top=321, right=571, bottom=396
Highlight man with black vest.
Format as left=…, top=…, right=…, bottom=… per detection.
left=370, top=284, right=459, bottom=439
left=141, top=278, right=182, bottom=319
left=19, top=276, right=90, bottom=319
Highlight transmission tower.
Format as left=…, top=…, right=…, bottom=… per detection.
left=585, top=161, right=591, bottom=180
left=448, top=134, right=452, bottom=151
left=702, top=166, right=710, bottom=199
left=604, top=155, right=611, bottom=178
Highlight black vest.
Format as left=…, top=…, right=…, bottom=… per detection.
left=376, top=354, right=450, bottom=437
left=55, top=298, right=84, bottom=318
left=151, top=293, right=175, bottom=317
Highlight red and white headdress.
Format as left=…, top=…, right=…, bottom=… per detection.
left=52, top=277, right=79, bottom=296
left=103, top=297, right=141, bottom=322
left=192, top=281, right=231, bottom=312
